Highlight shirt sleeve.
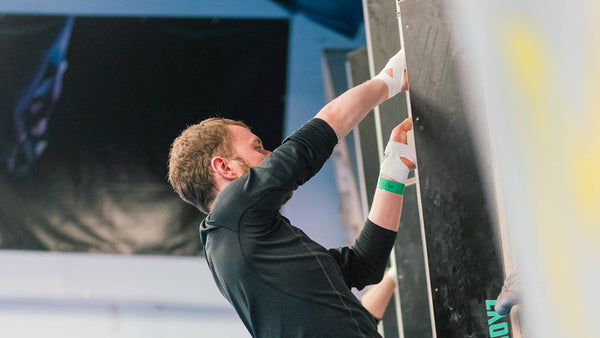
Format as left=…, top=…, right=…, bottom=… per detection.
left=328, top=219, right=397, bottom=290
left=210, top=118, right=338, bottom=226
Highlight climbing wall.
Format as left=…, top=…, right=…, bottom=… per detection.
left=358, top=0, right=516, bottom=337
left=347, top=37, right=433, bottom=338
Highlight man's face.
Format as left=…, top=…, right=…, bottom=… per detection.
left=227, top=125, right=271, bottom=176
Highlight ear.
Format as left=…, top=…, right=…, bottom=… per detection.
left=211, top=156, right=238, bottom=180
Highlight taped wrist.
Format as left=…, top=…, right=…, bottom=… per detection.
left=379, top=141, right=416, bottom=183
left=373, top=49, right=407, bottom=98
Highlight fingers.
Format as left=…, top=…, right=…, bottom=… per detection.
left=401, top=157, right=416, bottom=170
left=380, top=139, right=416, bottom=182
left=390, top=117, right=413, bottom=144
left=373, top=49, right=408, bottom=99
left=397, top=117, right=412, bottom=132
left=389, top=118, right=416, bottom=170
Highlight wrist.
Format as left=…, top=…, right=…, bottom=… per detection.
left=378, top=176, right=405, bottom=195
left=373, top=49, right=407, bottom=99
left=380, top=141, right=412, bottom=183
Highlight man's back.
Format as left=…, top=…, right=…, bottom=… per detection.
left=200, top=119, right=381, bottom=337
left=201, top=213, right=379, bottom=337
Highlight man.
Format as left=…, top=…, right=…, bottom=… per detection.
left=168, top=49, right=414, bottom=337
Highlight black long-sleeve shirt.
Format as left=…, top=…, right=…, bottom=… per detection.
left=200, top=118, right=396, bottom=338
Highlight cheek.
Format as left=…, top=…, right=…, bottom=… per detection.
left=256, top=153, right=269, bottom=165
left=243, top=154, right=262, bottom=168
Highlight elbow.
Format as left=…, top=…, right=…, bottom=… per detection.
left=355, top=262, right=387, bottom=289
left=314, top=105, right=342, bottom=140
left=365, top=266, right=386, bottom=285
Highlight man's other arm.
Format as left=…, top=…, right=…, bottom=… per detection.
left=329, top=119, right=415, bottom=288
left=367, top=120, right=415, bottom=231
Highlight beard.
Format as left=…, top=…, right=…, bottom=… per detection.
left=235, top=156, right=252, bottom=175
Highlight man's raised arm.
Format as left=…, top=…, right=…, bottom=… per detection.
left=315, top=49, right=408, bottom=140
left=315, top=48, right=414, bottom=232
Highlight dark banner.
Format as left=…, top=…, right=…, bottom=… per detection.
left=0, top=15, right=288, bottom=255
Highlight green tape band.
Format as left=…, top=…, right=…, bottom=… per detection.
left=378, top=177, right=405, bottom=195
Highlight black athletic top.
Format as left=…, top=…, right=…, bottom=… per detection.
left=200, top=118, right=397, bottom=338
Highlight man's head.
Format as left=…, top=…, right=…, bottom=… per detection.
left=168, top=117, right=271, bottom=213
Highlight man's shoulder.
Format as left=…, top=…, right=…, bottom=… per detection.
left=200, top=209, right=240, bottom=244
left=211, top=175, right=252, bottom=216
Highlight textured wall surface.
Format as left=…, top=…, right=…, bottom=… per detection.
left=399, top=0, right=510, bottom=336
left=349, top=17, right=432, bottom=338
left=361, top=0, right=513, bottom=337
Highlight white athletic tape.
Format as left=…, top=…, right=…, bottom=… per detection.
left=373, top=49, right=407, bottom=98
left=380, top=141, right=416, bottom=183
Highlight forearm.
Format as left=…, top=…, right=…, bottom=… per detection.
left=360, top=273, right=397, bottom=320
left=367, top=174, right=404, bottom=232
left=367, top=119, right=415, bottom=232
left=314, top=48, right=407, bottom=141
left=314, top=79, right=388, bottom=140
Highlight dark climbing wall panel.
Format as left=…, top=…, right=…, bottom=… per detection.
left=360, top=0, right=513, bottom=336
left=349, top=1, right=432, bottom=338
left=348, top=47, right=401, bottom=338
left=393, top=183, right=432, bottom=338
left=398, top=0, right=511, bottom=336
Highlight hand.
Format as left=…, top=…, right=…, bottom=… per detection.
left=373, top=49, right=409, bottom=99
left=389, top=118, right=415, bottom=170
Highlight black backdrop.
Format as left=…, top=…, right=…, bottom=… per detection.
left=0, top=16, right=288, bottom=255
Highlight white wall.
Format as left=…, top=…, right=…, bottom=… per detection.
left=0, top=251, right=249, bottom=338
